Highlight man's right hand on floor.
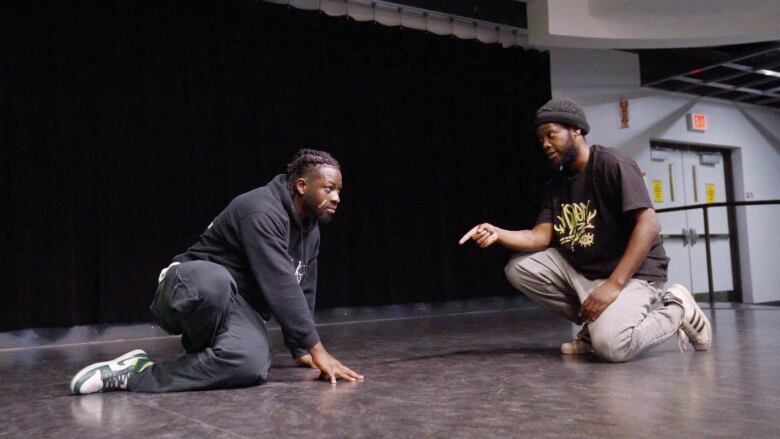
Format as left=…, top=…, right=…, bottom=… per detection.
left=309, top=342, right=364, bottom=384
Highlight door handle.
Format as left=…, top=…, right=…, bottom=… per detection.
left=682, top=228, right=689, bottom=247
left=689, top=228, right=698, bottom=246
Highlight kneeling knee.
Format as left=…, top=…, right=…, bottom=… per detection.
left=230, top=351, right=271, bottom=384
left=180, top=261, right=234, bottom=310
left=591, top=336, right=631, bottom=363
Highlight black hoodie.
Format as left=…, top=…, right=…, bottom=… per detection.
left=173, top=174, right=320, bottom=355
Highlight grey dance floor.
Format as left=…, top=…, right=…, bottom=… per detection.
left=2, top=301, right=779, bottom=438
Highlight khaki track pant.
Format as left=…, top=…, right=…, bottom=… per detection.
left=504, top=248, right=683, bottom=362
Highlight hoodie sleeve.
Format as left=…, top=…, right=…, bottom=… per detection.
left=240, top=212, right=320, bottom=350
left=284, top=234, right=319, bottom=359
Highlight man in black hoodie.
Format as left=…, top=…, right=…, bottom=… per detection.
left=70, top=149, right=362, bottom=394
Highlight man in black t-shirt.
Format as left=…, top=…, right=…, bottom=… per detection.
left=460, top=98, right=712, bottom=362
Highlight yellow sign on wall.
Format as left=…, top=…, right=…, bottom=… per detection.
left=652, top=179, right=664, bottom=203
left=705, top=183, right=716, bottom=203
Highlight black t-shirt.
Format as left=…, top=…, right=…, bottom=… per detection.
left=536, top=145, right=669, bottom=282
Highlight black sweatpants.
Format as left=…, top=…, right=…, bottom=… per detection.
left=128, top=261, right=271, bottom=392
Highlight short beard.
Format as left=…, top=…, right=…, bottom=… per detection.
left=303, top=193, right=333, bottom=223
left=553, top=132, right=579, bottom=171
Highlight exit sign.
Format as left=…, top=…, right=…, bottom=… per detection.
left=687, top=113, right=708, bottom=132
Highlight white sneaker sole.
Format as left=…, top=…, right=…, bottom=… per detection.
left=561, top=340, right=591, bottom=355
left=70, top=349, right=147, bottom=394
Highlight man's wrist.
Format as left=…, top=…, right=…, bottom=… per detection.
left=309, top=341, right=325, bottom=355
left=495, top=228, right=506, bottom=246
left=606, top=276, right=626, bottom=289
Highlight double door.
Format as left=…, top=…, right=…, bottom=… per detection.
left=645, top=146, right=734, bottom=296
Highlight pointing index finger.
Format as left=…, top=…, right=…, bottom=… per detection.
left=459, top=226, right=480, bottom=245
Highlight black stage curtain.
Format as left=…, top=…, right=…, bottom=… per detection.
left=0, top=1, right=551, bottom=331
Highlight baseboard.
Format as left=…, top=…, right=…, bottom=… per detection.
left=0, top=295, right=533, bottom=350
left=692, top=290, right=732, bottom=303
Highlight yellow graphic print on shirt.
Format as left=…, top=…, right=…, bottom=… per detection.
left=554, top=201, right=598, bottom=250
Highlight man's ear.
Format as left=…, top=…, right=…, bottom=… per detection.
left=572, top=128, right=582, bottom=137
left=294, top=177, right=308, bottom=196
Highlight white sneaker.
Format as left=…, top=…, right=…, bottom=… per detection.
left=561, top=326, right=591, bottom=354
left=70, top=349, right=154, bottom=395
left=663, top=284, right=712, bottom=351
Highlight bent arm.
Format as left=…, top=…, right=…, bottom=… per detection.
left=497, top=222, right=554, bottom=252
left=242, top=214, right=320, bottom=351
left=607, top=207, right=660, bottom=288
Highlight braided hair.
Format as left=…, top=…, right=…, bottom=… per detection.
left=286, top=149, right=340, bottom=191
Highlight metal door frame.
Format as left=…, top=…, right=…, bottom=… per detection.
left=650, top=139, right=742, bottom=302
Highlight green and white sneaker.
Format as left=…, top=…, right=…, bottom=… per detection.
left=663, top=284, right=712, bottom=351
left=70, top=349, right=154, bottom=395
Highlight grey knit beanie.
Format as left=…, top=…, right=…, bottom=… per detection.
left=534, top=98, right=590, bottom=135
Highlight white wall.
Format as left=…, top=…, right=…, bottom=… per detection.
left=549, top=47, right=780, bottom=303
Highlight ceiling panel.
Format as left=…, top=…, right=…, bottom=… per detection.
left=634, top=41, right=780, bottom=109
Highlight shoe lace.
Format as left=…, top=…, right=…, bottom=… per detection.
left=676, top=321, right=693, bottom=352
left=103, top=371, right=130, bottom=391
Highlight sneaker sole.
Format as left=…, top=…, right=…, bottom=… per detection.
left=560, top=341, right=591, bottom=355
left=70, top=349, right=147, bottom=395
left=561, top=346, right=590, bottom=355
